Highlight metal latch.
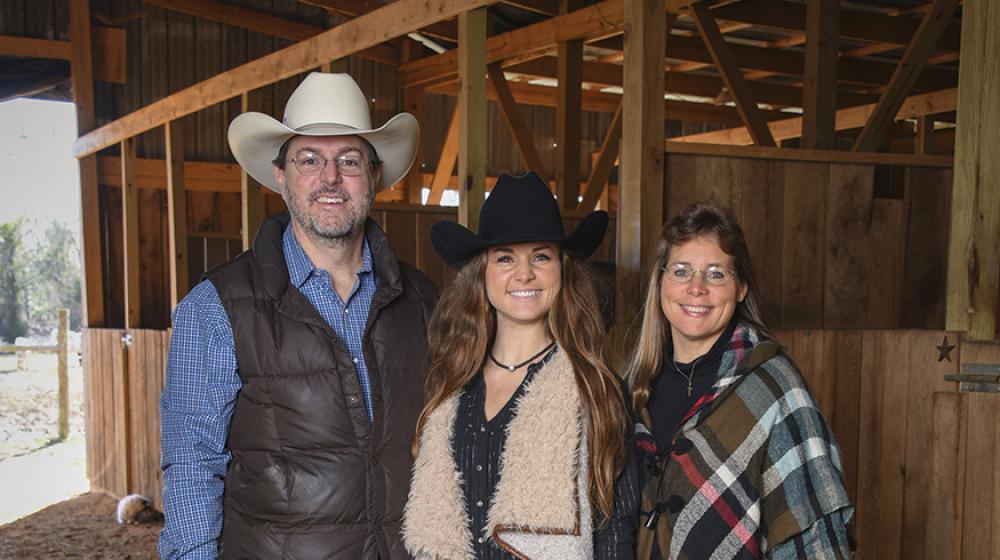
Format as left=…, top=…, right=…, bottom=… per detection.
left=945, top=363, right=1000, bottom=393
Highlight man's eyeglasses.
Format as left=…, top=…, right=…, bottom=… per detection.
left=661, top=263, right=737, bottom=286
left=288, top=151, right=369, bottom=177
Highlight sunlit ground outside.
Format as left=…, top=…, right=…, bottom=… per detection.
left=0, top=97, right=87, bottom=525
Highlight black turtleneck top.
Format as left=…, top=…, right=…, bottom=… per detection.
left=647, top=318, right=739, bottom=453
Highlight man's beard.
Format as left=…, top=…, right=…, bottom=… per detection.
left=284, top=184, right=372, bottom=248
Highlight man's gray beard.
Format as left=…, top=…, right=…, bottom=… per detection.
left=288, top=202, right=366, bottom=249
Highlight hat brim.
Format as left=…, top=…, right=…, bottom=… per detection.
left=432, top=210, right=609, bottom=270
left=228, top=111, right=419, bottom=193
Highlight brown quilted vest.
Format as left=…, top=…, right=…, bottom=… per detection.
left=208, top=213, right=436, bottom=559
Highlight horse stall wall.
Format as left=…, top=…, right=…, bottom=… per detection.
left=664, top=154, right=953, bottom=331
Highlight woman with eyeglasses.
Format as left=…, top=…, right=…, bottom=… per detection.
left=623, top=203, right=853, bottom=559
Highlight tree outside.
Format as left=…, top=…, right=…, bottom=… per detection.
left=0, top=219, right=28, bottom=343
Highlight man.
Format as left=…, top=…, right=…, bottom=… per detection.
left=159, top=73, right=438, bottom=559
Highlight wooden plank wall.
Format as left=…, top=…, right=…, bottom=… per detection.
left=775, top=329, right=1000, bottom=559
left=665, top=154, right=953, bottom=330
left=83, top=327, right=169, bottom=509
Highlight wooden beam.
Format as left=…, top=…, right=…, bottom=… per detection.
left=121, top=137, right=141, bottom=329
left=853, top=0, right=962, bottom=152
left=947, top=0, right=1000, bottom=340
left=0, top=28, right=127, bottom=83
left=690, top=2, right=775, bottom=147
left=709, top=0, right=961, bottom=53
left=672, top=87, right=958, bottom=145
left=139, top=0, right=396, bottom=65
left=487, top=63, right=548, bottom=179
left=296, top=0, right=457, bottom=42
left=457, top=8, right=488, bottom=231
left=662, top=141, right=953, bottom=168
left=401, top=42, right=427, bottom=205
left=240, top=93, right=263, bottom=250
left=579, top=102, right=622, bottom=213
left=429, top=105, right=460, bottom=205
left=801, top=0, right=838, bottom=149
left=398, top=0, right=627, bottom=89
left=70, top=0, right=104, bottom=328
left=915, top=115, right=935, bottom=155
left=617, top=0, right=666, bottom=339
left=165, top=121, right=190, bottom=309
left=556, top=0, right=584, bottom=210
left=74, top=0, right=493, bottom=158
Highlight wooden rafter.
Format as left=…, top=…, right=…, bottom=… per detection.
left=853, top=0, right=962, bottom=152
left=487, top=63, right=548, bottom=179
left=139, top=0, right=396, bottom=65
left=428, top=105, right=460, bottom=205
left=457, top=8, right=488, bottom=230
left=691, top=2, right=776, bottom=147
left=165, top=121, right=189, bottom=309
left=296, top=0, right=457, bottom=42
left=578, top=102, right=622, bottom=214
left=74, top=0, right=494, bottom=158
left=671, top=87, right=958, bottom=145
left=709, top=0, right=961, bottom=53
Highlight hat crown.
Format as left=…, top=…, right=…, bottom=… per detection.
left=282, top=73, right=372, bottom=132
left=478, top=172, right=565, bottom=242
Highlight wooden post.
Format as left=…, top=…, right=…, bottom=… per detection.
left=121, top=137, right=141, bottom=329
left=946, top=0, right=1000, bottom=340
left=166, top=121, right=190, bottom=309
left=802, top=0, right=839, bottom=150
left=916, top=115, right=935, bottom=155
left=57, top=309, right=69, bottom=441
left=556, top=0, right=583, bottom=210
left=240, top=93, right=263, bottom=250
left=617, top=0, right=666, bottom=347
left=70, top=0, right=104, bottom=327
left=457, top=8, right=487, bottom=230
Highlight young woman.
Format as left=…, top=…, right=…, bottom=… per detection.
left=624, top=203, right=853, bottom=559
left=402, top=172, right=637, bottom=559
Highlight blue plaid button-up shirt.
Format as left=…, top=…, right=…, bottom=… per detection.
left=158, top=225, right=377, bottom=559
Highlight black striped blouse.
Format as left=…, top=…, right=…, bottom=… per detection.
left=451, top=346, right=639, bottom=559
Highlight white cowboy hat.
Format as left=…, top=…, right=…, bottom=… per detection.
left=228, top=72, right=419, bottom=192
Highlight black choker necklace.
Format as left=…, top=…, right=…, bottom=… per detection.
left=489, top=341, right=556, bottom=372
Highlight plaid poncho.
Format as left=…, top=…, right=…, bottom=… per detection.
left=636, top=323, right=853, bottom=559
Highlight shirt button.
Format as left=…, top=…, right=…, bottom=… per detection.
left=344, top=309, right=349, bottom=314
left=475, top=465, right=483, bottom=471
left=480, top=426, right=486, bottom=432
left=477, top=537, right=484, bottom=544
left=476, top=500, right=483, bottom=507
left=352, top=358, right=359, bottom=364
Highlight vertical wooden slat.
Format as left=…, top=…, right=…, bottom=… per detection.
left=70, top=0, right=104, bottom=327
left=166, top=120, right=190, bottom=309
left=121, top=137, right=141, bottom=329
left=801, top=0, right=839, bottom=150
left=240, top=93, right=264, bottom=249
left=823, top=164, right=871, bottom=328
left=946, top=0, right=1000, bottom=340
left=900, top=167, right=952, bottom=329
left=915, top=115, right=935, bottom=155
left=959, top=341, right=1000, bottom=559
left=781, top=162, right=826, bottom=328
left=854, top=329, right=886, bottom=560
left=866, top=199, right=909, bottom=328
left=457, top=7, right=487, bottom=230
left=826, top=331, right=862, bottom=505
left=738, top=159, right=783, bottom=328
left=617, top=0, right=665, bottom=344
left=555, top=0, right=583, bottom=210
left=925, top=391, right=966, bottom=560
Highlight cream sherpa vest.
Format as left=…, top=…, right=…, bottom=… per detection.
left=403, top=347, right=593, bottom=559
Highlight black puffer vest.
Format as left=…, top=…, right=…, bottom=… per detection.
left=208, top=213, right=437, bottom=559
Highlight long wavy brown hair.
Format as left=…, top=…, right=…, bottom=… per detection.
left=413, top=250, right=629, bottom=523
left=622, top=202, right=773, bottom=413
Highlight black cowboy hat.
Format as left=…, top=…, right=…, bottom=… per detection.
left=431, top=171, right=608, bottom=269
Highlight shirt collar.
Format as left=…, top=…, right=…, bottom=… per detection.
left=283, top=224, right=373, bottom=289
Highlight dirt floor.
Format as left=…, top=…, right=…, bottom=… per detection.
left=0, top=353, right=161, bottom=558
left=0, top=493, right=161, bottom=559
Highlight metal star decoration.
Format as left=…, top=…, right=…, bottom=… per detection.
left=936, top=336, right=956, bottom=362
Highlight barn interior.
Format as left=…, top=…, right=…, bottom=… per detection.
left=1, top=0, right=998, bottom=557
